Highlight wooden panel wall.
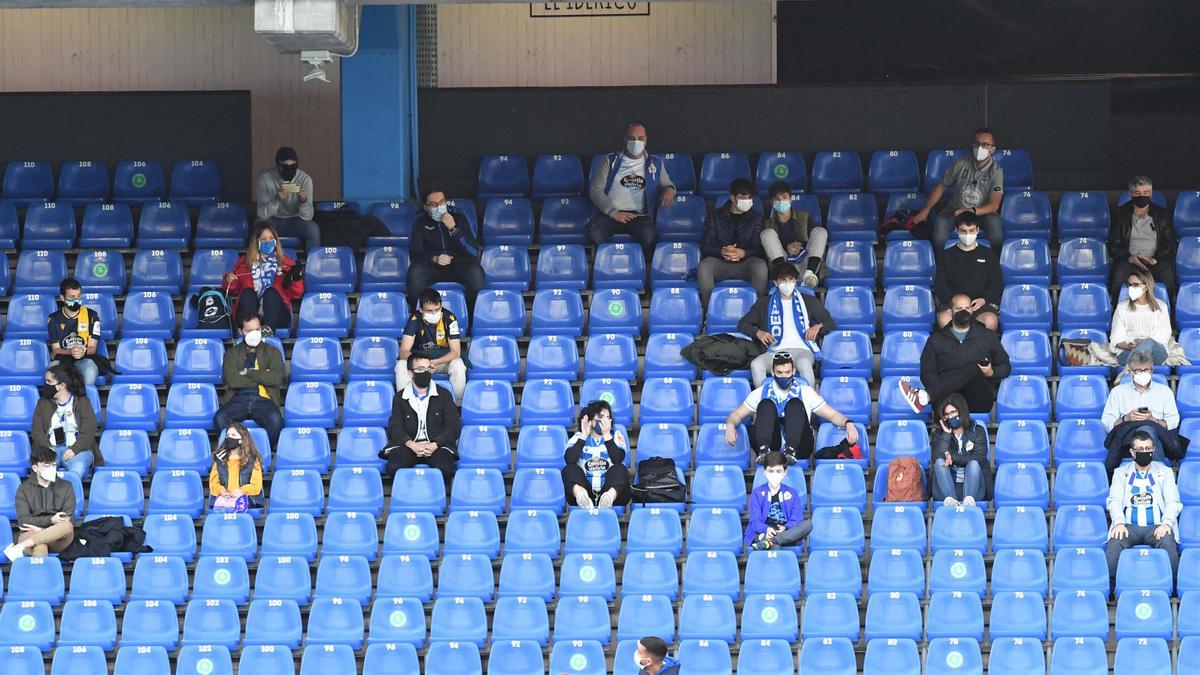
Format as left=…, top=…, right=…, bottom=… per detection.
left=436, top=1, right=776, bottom=87
left=0, top=5, right=342, bottom=198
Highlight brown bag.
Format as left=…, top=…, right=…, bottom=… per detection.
left=885, top=456, right=925, bottom=502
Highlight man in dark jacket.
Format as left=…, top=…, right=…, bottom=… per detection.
left=9, top=445, right=75, bottom=559
left=407, top=187, right=486, bottom=307
left=933, top=211, right=1004, bottom=332
left=737, top=261, right=836, bottom=387
left=635, top=635, right=681, bottom=675
left=213, top=314, right=285, bottom=449
left=899, top=293, right=1012, bottom=415
left=696, top=177, right=768, bottom=305
left=383, top=350, right=460, bottom=490
left=1108, top=175, right=1178, bottom=299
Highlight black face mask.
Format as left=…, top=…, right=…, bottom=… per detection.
left=1134, top=451, right=1154, bottom=467
left=412, top=371, right=433, bottom=389
left=39, top=384, right=58, bottom=400
left=222, top=436, right=241, bottom=450
left=1131, top=195, right=1151, bottom=209
left=279, top=163, right=299, bottom=181
left=952, top=309, right=973, bottom=329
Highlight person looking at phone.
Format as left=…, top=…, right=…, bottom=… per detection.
left=7, top=445, right=76, bottom=560
left=899, top=293, right=1011, bottom=416
left=928, top=393, right=992, bottom=507
left=562, top=400, right=631, bottom=509
left=1100, top=349, right=1183, bottom=475
left=255, top=146, right=320, bottom=250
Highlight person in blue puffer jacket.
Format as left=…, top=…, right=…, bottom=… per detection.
left=744, top=450, right=812, bottom=551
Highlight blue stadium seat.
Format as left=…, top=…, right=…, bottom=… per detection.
left=993, top=462, right=1051, bottom=508
left=0, top=340, right=50, bottom=386
left=1053, top=503, right=1108, bottom=549
left=260, top=511, right=319, bottom=561
left=142, top=513, right=197, bottom=561
left=695, top=421, right=750, bottom=468
left=192, top=554, right=250, bottom=606
left=444, top=507, right=503, bottom=557
left=1114, top=638, right=1171, bottom=675
left=112, top=159, right=166, bottom=204
left=622, top=550, right=680, bottom=600
left=66, top=556, right=125, bottom=607
left=640, top=377, right=695, bottom=426
left=996, top=375, right=1052, bottom=423
left=327, top=466, right=384, bottom=516
left=245, top=599, right=305, bottom=649
left=162, top=382, right=217, bottom=430
left=564, top=508, right=621, bottom=558
left=870, top=502, right=928, bottom=551
left=925, top=638, right=983, bottom=675
left=120, top=598, right=180, bottom=649
left=991, top=505, right=1049, bottom=552
left=994, top=419, right=1051, bottom=466
left=128, top=248, right=183, bottom=294
left=460, top=379, right=516, bottom=427
left=22, top=202, right=76, bottom=249
left=1181, top=590, right=1200, bottom=634
left=805, top=548, right=863, bottom=599
left=14, top=251, right=67, bottom=294
left=1115, top=589, right=1172, bottom=640
left=1000, top=237, right=1052, bottom=285
left=498, top=553, right=555, bottom=601
left=181, top=598, right=240, bottom=649
left=992, top=547, right=1048, bottom=597
left=283, top=381, right=339, bottom=428
left=1057, top=237, right=1109, bottom=283
left=678, top=594, right=737, bottom=643
left=193, top=202, right=247, bottom=249
left=321, top=510, right=378, bottom=561
left=0, top=385, right=38, bottom=432
left=1, top=161, right=53, bottom=205
left=636, top=422, right=692, bottom=471
left=0, top=204, right=14, bottom=249
left=1057, top=282, right=1111, bottom=330
left=1180, top=283, right=1200, bottom=329
left=584, top=333, right=638, bottom=380
left=615, top=593, right=675, bottom=643
left=741, top=550, right=802, bottom=601
left=118, top=290, right=173, bottom=339
left=1001, top=329, right=1052, bottom=377
left=290, top=336, right=344, bottom=384
left=626, top=507, right=684, bottom=557
left=929, top=547, right=987, bottom=597
left=0, top=600, right=54, bottom=651
left=511, top=466, right=567, bottom=515
left=756, top=151, right=807, bottom=195
left=269, top=468, right=326, bottom=516
left=650, top=241, right=700, bottom=289
left=299, top=644, right=357, bottom=675
left=999, top=284, right=1052, bottom=330
left=690, top=464, right=748, bottom=512
left=1053, top=418, right=1108, bottom=465
left=698, top=152, right=752, bottom=200
left=536, top=244, right=589, bottom=290
left=1050, top=549, right=1109, bottom=598
left=389, top=470, right=447, bottom=517
left=825, top=240, right=877, bottom=287
left=531, top=288, right=585, bottom=336
left=429, top=595, right=488, bottom=646
left=863, top=639, right=921, bottom=675
left=538, top=195, right=590, bottom=244
left=55, top=160, right=108, bottom=205
left=114, top=645, right=172, bottom=675
left=478, top=154, right=530, bottom=198
left=873, top=418, right=931, bottom=467
left=868, top=150, right=920, bottom=195
left=590, top=288, right=642, bottom=336
left=867, top=547, right=925, bottom=597
left=367, top=596, right=426, bottom=647
left=930, top=504, right=987, bottom=553
left=482, top=197, right=535, bottom=245
left=156, top=429, right=212, bottom=475
left=1000, top=189, right=1051, bottom=239
left=314, top=553, right=374, bottom=607
left=559, top=555, right=617, bottom=602
left=1051, top=591, right=1110, bottom=641
left=864, top=592, right=922, bottom=641
left=882, top=239, right=935, bottom=286
left=0, top=430, right=31, bottom=475
left=811, top=463, right=867, bottom=511
left=822, top=330, right=874, bottom=379
left=881, top=284, right=934, bottom=332
left=342, top=380, right=392, bottom=428
left=811, top=150, right=864, bottom=195
left=548, top=640, right=606, bottom=675
left=798, top=636, right=857, bottom=673
left=990, top=593, right=1049, bottom=644
left=304, top=246, right=357, bottom=293
left=1054, top=461, right=1108, bottom=506
left=1176, top=190, right=1200, bottom=235
left=129, top=557, right=187, bottom=606
left=357, top=246, right=408, bottom=293
left=367, top=201, right=419, bottom=246
left=147, top=468, right=204, bottom=516
left=297, top=292, right=351, bottom=338
left=519, top=378, right=575, bottom=426
left=648, top=288, right=703, bottom=335
left=681, top=549, right=740, bottom=601
left=238, top=645, right=299, bottom=674
left=136, top=200, right=190, bottom=248
left=479, top=245, right=531, bottom=292
left=455, top=425, right=512, bottom=472
left=686, top=507, right=743, bottom=554
left=332, top=426, right=385, bottom=472
left=199, top=512, right=259, bottom=563
left=186, top=248, right=238, bottom=294
left=1116, top=547, right=1174, bottom=597
left=88, top=469, right=145, bottom=518
left=48, top=645, right=109, bottom=675
left=995, top=149, right=1034, bottom=189
left=809, top=506, right=865, bottom=555
left=824, top=285, right=876, bottom=335
left=826, top=192, right=878, bottom=242
left=649, top=152, right=694, bottom=194
left=532, top=153, right=584, bottom=198
left=578, top=378, right=634, bottom=426
left=347, top=337, right=398, bottom=382
left=523, top=334, right=579, bottom=381
left=878, top=331, right=927, bottom=378
left=926, top=592, right=984, bottom=640
left=169, top=159, right=221, bottom=204
left=423, top=641, right=482, bottom=675
left=988, top=638, right=1047, bottom=675
left=1057, top=191, right=1110, bottom=238
left=252, top=556, right=312, bottom=608
left=487, top=639, right=546, bottom=674
left=736, top=595, right=798, bottom=645
left=818, top=376, right=872, bottom=425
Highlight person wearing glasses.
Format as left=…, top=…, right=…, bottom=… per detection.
left=406, top=186, right=486, bottom=308
left=914, top=127, right=1006, bottom=249
left=1100, top=349, right=1184, bottom=476
left=381, top=350, right=461, bottom=490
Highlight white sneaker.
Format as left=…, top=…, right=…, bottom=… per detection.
left=801, top=270, right=819, bottom=288
left=898, top=379, right=929, bottom=414
left=943, top=497, right=960, bottom=508
left=573, top=486, right=594, bottom=510
left=2, top=543, right=25, bottom=563
left=962, top=496, right=976, bottom=508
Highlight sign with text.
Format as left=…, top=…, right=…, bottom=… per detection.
left=530, top=3, right=650, bottom=18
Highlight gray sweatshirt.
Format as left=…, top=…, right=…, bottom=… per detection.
left=16, top=476, right=76, bottom=528
left=256, top=166, right=315, bottom=221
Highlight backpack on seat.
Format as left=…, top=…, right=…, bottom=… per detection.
left=193, top=287, right=232, bottom=336
left=632, top=456, right=685, bottom=504
left=885, top=456, right=925, bottom=502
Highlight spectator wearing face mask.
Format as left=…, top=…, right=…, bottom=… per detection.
left=1110, top=268, right=1172, bottom=366
left=633, top=636, right=680, bottom=675
left=588, top=122, right=676, bottom=260
left=256, top=146, right=320, bottom=250
left=1108, top=175, right=1178, bottom=299
left=7, top=445, right=76, bottom=561
left=697, top=177, right=768, bottom=306
left=914, top=127, right=1005, bottom=249
left=407, top=187, right=486, bottom=308
left=208, top=422, right=265, bottom=510
left=745, top=451, right=812, bottom=551
left=562, top=400, right=631, bottom=509
left=213, top=314, right=285, bottom=450
left=46, top=277, right=103, bottom=385
left=932, top=211, right=1003, bottom=332
left=737, top=261, right=836, bottom=388
left=224, top=220, right=305, bottom=335
left=761, top=181, right=827, bottom=286
left=381, top=351, right=460, bottom=490
left=929, top=393, right=992, bottom=507
left=899, top=293, right=1011, bottom=415
left=1100, top=349, right=1183, bottom=475
left=31, top=364, right=102, bottom=478
left=1105, top=430, right=1182, bottom=587
left=395, top=289, right=466, bottom=400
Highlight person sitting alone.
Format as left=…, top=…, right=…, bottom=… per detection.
left=1109, top=269, right=1172, bottom=367
left=929, top=393, right=992, bottom=507
left=395, top=289, right=467, bottom=400
left=1105, top=430, right=1182, bottom=590
left=208, top=422, right=265, bottom=511
left=737, top=260, right=835, bottom=388
left=562, top=400, right=631, bottom=509
left=744, top=450, right=812, bottom=551
left=633, top=636, right=681, bottom=675
left=382, top=351, right=461, bottom=490
left=7, top=446, right=76, bottom=560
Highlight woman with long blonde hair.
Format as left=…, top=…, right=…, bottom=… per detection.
left=1110, top=268, right=1171, bottom=366
left=223, top=220, right=304, bottom=334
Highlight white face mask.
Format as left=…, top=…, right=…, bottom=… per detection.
left=626, top=139, right=646, bottom=156
left=974, top=145, right=990, bottom=162
left=633, top=653, right=650, bottom=670
left=1133, top=371, right=1153, bottom=387
left=37, top=465, right=57, bottom=483
left=243, top=329, right=262, bottom=348
left=422, top=311, right=443, bottom=325
left=1127, top=285, right=1145, bottom=301
left=765, top=471, right=786, bottom=488
left=734, top=198, right=754, bottom=213
left=957, top=232, right=977, bottom=247
left=776, top=281, right=796, bottom=297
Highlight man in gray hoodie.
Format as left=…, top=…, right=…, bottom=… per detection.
left=256, top=146, right=319, bottom=250
left=9, top=445, right=76, bottom=559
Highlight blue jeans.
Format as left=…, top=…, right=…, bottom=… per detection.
left=55, top=445, right=94, bottom=478
left=270, top=215, right=321, bottom=250
left=214, top=393, right=283, bottom=451
left=932, top=458, right=984, bottom=502
left=1117, top=339, right=1169, bottom=367
left=51, top=358, right=98, bottom=386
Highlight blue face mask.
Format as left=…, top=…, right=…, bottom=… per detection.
left=774, top=376, right=794, bottom=390
left=946, top=415, right=961, bottom=429
left=430, top=204, right=449, bottom=220
left=773, top=199, right=791, bottom=215
left=258, top=240, right=276, bottom=255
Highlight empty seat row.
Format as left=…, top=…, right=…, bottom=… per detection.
left=2, top=159, right=220, bottom=207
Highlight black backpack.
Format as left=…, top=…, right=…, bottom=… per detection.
left=632, top=456, right=685, bottom=504
left=192, top=287, right=232, bottom=336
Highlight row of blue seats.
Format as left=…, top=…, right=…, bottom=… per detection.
left=475, top=149, right=1037, bottom=200
left=1, top=160, right=220, bottom=207
left=0, top=201, right=245, bottom=250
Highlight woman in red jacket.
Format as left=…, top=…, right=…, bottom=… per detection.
left=224, top=221, right=305, bottom=334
